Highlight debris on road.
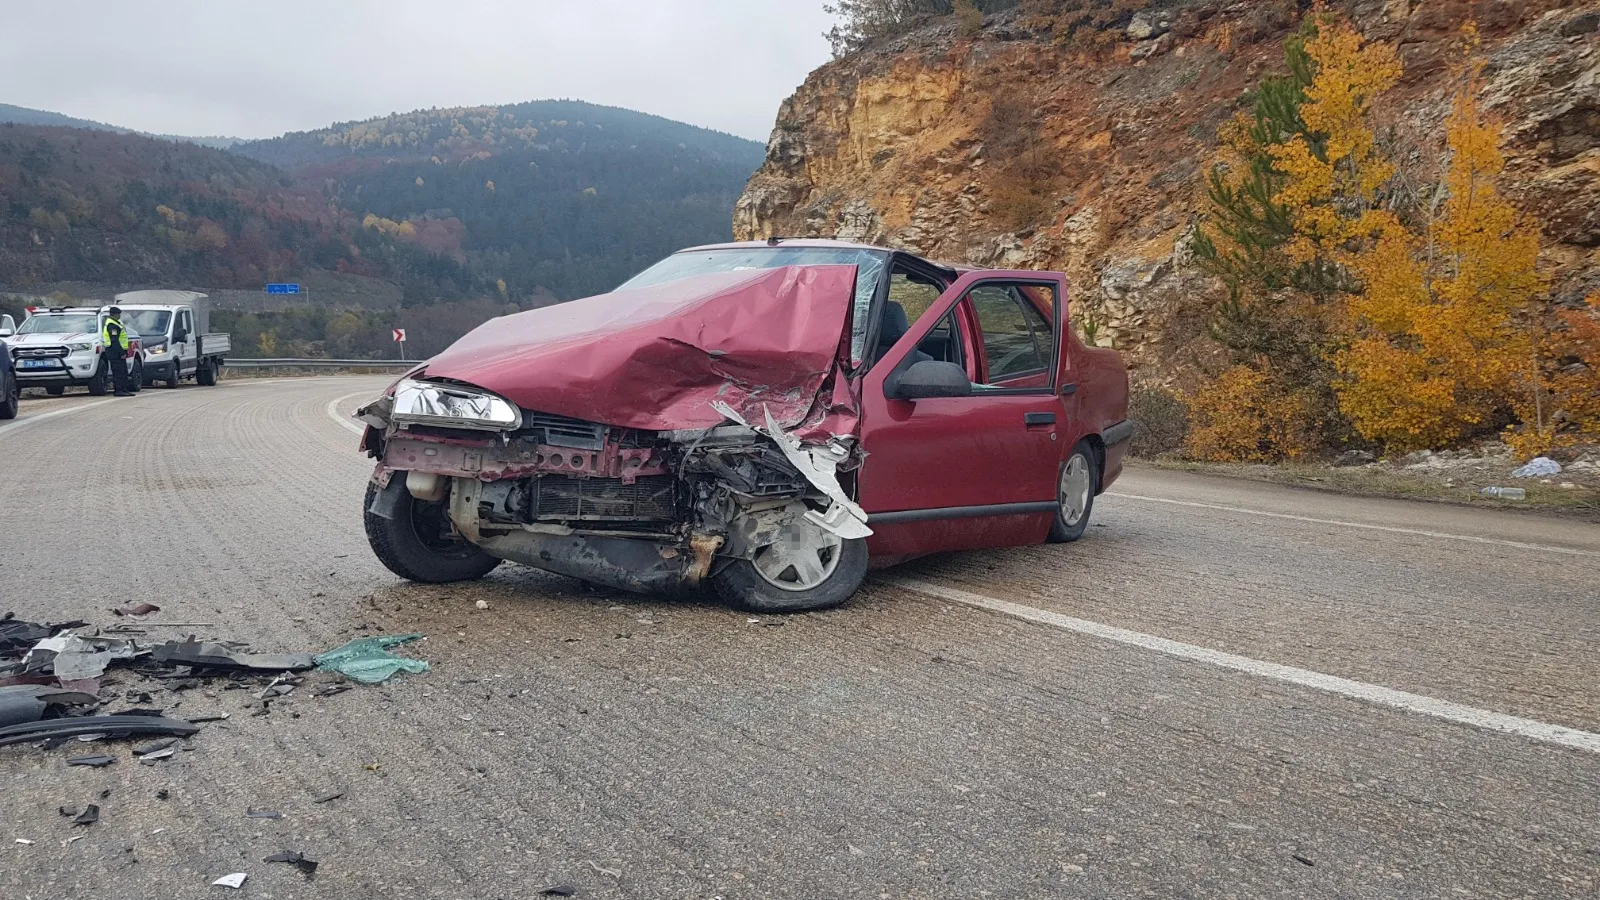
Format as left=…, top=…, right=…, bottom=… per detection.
left=138, top=746, right=176, bottom=764
left=13, top=838, right=33, bottom=845
left=314, top=634, right=429, bottom=684
left=1479, top=486, right=1527, bottom=500
left=245, top=808, right=282, bottom=819
left=0, top=685, right=98, bottom=728
left=133, top=737, right=179, bottom=756
left=264, top=849, right=319, bottom=876
left=211, top=873, right=248, bottom=889
left=586, top=860, right=622, bottom=879
left=312, top=790, right=344, bottom=804
left=1, top=714, right=199, bottom=748
left=150, top=638, right=314, bottom=673
left=537, top=885, right=578, bottom=896
left=65, top=755, right=116, bottom=767
left=1511, top=457, right=1561, bottom=478
left=112, top=602, right=162, bottom=618
left=72, top=804, right=99, bottom=826
left=475, top=599, right=490, bottom=610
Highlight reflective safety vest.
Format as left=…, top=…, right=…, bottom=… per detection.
left=102, top=317, right=128, bottom=354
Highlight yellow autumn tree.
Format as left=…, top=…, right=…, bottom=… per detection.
left=1334, top=31, right=1545, bottom=453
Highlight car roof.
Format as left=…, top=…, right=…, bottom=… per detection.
left=675, top=239, right=969, bottom=275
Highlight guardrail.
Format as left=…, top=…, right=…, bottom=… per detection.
left=224, top=358, right=415, bottom=369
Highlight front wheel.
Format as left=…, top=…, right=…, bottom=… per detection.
left=363, top=480, right=501, bottom=584
left=1048, top=442, right=1098, bottom=543
left=87, top=362, right=109, bottom=396
left=711, top=517, right=868, bottom=613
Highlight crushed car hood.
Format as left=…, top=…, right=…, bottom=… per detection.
left=420, top=265, right=861, bottom=432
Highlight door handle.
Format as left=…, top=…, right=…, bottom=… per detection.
left=1060, top=383, right=1078, bottom=395
left=1024, top=412, right=1056, bottom=426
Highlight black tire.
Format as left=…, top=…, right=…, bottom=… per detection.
left=165, top=364, right=181, bottom=388
left=196, top=359, right=217, bottom=386
left=0, top=371, right=17, bottom=420
left=711, top=529, right=868, bottom=613
left=87, top=362, right=110, bottom=396
left=45, top=386, right=64, bottom=397
left=1048, top=441, right=1098, bottom=543
left=363, top=480, right=500, bottom=584
left=129, top=359, right=143, bottom=393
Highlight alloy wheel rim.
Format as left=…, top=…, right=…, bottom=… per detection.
left=1060, top=454, right=1091, bottom=527
left=753, top=519, right=842, bottom=592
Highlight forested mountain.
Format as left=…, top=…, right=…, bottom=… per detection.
left=0, top=124, right=448, bottom=292
left=233, top=100, right=765, bottom=300
left=0, top=103, right=240, bottom=148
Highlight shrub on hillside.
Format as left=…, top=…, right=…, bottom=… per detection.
left=1128, top=385, right=1191, bottom=457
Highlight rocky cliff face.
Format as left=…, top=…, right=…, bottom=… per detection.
left=736, top=1, right=1600, bottom=381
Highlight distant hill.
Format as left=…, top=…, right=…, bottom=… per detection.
left=233, top=100, right=766, bottom=300
left=0, top=102, right=241, bottom=148
left=0, top=124, right=442, bottom=291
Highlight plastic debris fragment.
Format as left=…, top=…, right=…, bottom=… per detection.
left=1511, top=457, right=1561, bottom=478
left=313, top=634, right=428, bottom=684
left=264, top=849, right=319, bottom=876
left=211, top=873, right=248, bottom=889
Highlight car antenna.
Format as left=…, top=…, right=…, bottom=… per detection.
left=766, top=236, right=784, bottom=246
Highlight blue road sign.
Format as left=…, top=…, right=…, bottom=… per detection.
left=265, top=283, right=301, bottom=295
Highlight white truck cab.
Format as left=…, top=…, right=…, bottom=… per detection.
left=114, top=291, right=231, bottom=388
left=10, top=307, right=143, bottom=396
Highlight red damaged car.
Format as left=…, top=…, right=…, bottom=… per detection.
left=357, top=240, right=1131, bottom=612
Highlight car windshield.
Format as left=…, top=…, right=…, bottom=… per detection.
left=617, top=246, right=889, bottom=366
left=18, top=313, right=100, bottom=335
left=122, top=310, right=171, bottom=336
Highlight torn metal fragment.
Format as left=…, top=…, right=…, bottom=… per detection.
left=65, top=755, right=116, bottom=767
left=133, top=738, right=179, bottom=756
left=264, top=849, right=319, bottom=876
left=138, top=747, right=176, bottom=763
left=0, top=685, right=99, bottom=728
left=150, top=639, right=313, bottom=673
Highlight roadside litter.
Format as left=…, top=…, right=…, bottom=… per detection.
left=314, top=634, right=429, bottom=684
left=1480, top=486, right=1528, bottom=500
left=1511, top=457, right=1561, bottom=478
left=212, top=873, right=249, bottom=889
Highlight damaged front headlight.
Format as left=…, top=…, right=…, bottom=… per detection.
left=389, top=379, right=522, bottom=431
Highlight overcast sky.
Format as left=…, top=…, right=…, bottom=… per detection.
left=1, top=0, right=838, bottom=142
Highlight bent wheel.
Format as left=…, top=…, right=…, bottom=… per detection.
left=363, top=480, right=501, bottom=584
left=712, top=515, right=867, bottom=613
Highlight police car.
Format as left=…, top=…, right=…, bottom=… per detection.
left=8, top=307, right=143, bottom=396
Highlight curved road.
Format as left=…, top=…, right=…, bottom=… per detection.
left=1, top=377, right=1597, bottom=898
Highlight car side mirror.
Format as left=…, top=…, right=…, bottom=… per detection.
left=888, top=360, right=973, bottom=400
left=173, top=328, right=188, bottom=343
left=0, top=328, right=12, bottom=339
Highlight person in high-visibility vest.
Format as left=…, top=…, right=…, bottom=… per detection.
left=101, top=306, right=135, bottom=397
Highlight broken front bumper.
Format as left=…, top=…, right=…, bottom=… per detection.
left=364, top=400, right=870, bottom=594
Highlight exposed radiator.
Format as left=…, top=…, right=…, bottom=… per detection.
left=530, top=475, right=677, bottom=522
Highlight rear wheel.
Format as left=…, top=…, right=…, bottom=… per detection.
left=196, top=359, right=217, bottom=386
left=1048, top=442, right=1098, bottom=543
left=87, top=362, right=109, bottom=396
left=0, top=371, right=18, bottom=420
left=363, top=480, right=501, bottom=583
left=711, top=515, right=867, bottom=613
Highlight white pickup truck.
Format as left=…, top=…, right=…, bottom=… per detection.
left=114, top=291, right=231, bottom=388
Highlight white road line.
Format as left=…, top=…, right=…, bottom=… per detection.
left=1108, top=492, right=1597, bottom=558
left=325, top=391, right=369, bottom=435
left=0, top=399, right=117, bottom=441
left=890, top=578, right=1600, bottom=755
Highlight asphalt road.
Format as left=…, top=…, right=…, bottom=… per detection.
left=1, top=376, right=1597, bottom=899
